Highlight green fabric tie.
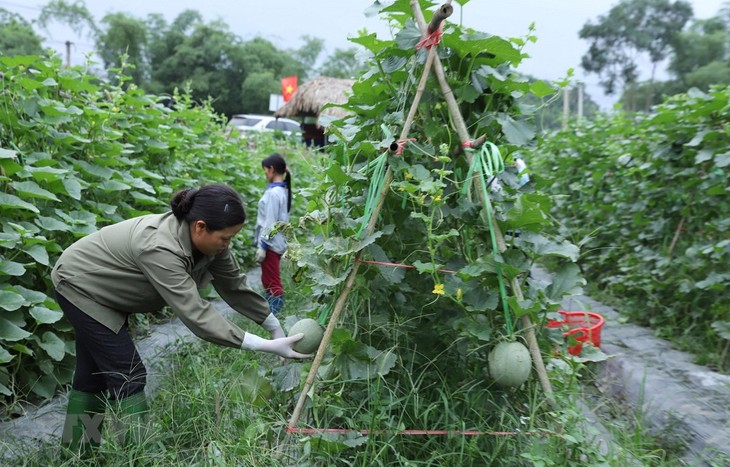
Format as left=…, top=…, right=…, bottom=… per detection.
left=463, top=143, right=513, bottom=336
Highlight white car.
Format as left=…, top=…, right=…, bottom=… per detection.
left=228, top=114, right=301, bottom=136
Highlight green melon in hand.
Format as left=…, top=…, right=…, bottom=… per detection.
left=288, top=318, right=324, bottom=354
left=488, top=341, right=532, bottom=388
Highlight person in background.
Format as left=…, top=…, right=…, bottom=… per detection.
left=52, top=183, right=309, bottom=454
left=514, top=156, right=530, bottom=188
left=254, top=153, right=291, bottom=316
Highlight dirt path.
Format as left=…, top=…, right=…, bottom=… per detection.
left=558, top=284, right=730, bottom=465
left=1, top=267, right=728, bottom=465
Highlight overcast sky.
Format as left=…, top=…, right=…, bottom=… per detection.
left=4, top=0, right=729, bottom=110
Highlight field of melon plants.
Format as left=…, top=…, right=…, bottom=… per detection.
left=1, top=0, right=726, bottom=465
left=534, top=87, right=730, bottom=371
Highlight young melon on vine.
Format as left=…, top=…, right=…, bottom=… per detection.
left=488, top=340, right=532, bottom=388
left=288, top=318, right=324, bottom=354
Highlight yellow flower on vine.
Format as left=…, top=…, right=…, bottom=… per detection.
left=456, top=288, right=463, bottom=300
left=432, top=284, right=445, bottom=295
left=405, top=171, right=413, bottom=180
left=434, top=194, right=442, bottom=202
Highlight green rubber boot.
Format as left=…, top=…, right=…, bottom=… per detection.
left=61, top=389, right=106, bottom=453
left=111, top=391, right=149, bottom=445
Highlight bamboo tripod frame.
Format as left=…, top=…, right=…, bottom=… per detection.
left=288, top=0, right=552, bottom=431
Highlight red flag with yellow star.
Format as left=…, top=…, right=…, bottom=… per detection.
left=281, top=75, right=298, bottom=102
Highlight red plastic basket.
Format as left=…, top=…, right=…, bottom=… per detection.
left=546, top=310, right=605, bottom=355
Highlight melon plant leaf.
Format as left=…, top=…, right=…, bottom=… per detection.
left=324, top=163, right=352, bottom=186
left=0, top=346, right=13, bottom=364
left=546, top=263, right=584, bottom=302
left=0, top=317, right=31, bottom=341
left=714, top=151, right=730, bottom=168
left=0, top=147, right=17, bottom=159
left=366, top=346, right=396, bottom=376
left=696, top=272, right=730, bottom=290
left=37, top=331, right=66, bottom=361
left=463, top=286, right=498, bottom=312
left=99, top=179, right=131, bottom=192
left=571, top=344, right=609, bottom=363
left=0, top=290, right=25, bottom=311
left=0, top=193, right=39, bottom=213
left=23, top=244, right=49, bottom=265
left=394, top=18, right=422, bottom=50
left=237, top=367, right=273, bottom=407
left=0, top=232, right=20, bottom=248
left=27, top=166, right=68, bottom=183
left=35, top=216, right=71, bottom=232
left=365, top=244, right=405, bottom=284
left=505, top=196, right=549, bottom=230
left=14, top=285, right=48, bottom=305
left=529, top=80, right=555, bottom=99
left=516, top=232, right=579, bottom=261
left=711, top=321, right=730, bottom=340
left=30, top=306, right=63, bottom=325
left=272, top=363, right=302, bottom=393
left=30, top=374, right=56, bottom=400
left=0, top=260, right=26, bottom=277
left=497, top=114, right=535, bottom=146
left=61, top=178, right=82, bottom=199
left=349, top=33, right=390, bottom=54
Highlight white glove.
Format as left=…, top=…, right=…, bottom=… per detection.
left=241, top=332, right=312, bottom=359
left=261, top=313, right=285, bottom=340
left=255, top=247, right=267, bottom=263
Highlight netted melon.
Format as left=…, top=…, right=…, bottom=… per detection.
left=488, top=341, right=532, bottom=387
left=288, top=318, right=324, bottom=354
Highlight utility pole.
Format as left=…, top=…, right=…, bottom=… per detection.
left=65, top=41, right=72, bottom=68
left=562, top=87, right=570, bottom=130
left=577, top=83, right=584, bottom=120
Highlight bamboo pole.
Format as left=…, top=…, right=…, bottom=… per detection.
left=409, top=1, right=554, bottom=396
left=287, top=4, right=454, bottom=429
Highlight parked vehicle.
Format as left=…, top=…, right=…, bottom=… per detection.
left=228, top=114, right=301, bottom=136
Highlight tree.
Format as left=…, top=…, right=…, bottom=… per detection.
left=580, top=0, right=693, bottom=111
left=669, top=17, right=728, bottom=78
left=37, top=0, right=98, bottom=40
left=318, top=47, right=367, bottom=79
left=0, top=9, right=45, bottom=56
left=292, top=35, right=325, bottom=79
left=240, top=71, right=279, bottom=114
left=96, top=13, right=148, bottom=84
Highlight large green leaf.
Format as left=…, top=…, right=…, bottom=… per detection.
left=35, top=215, right=71, bottom=232
left=0, top=260, right=26, bottom=276
left=0, top=147, right=17, bottom=159
left=30, top=306, right=64, bottom=324
left=23, top=244, right=50, bottom=265
left=497, top=114, right=535, bottom=146
left=0, top=290, right=25, bottom=311
left=37, top=331, right=66, bottom=361
left=546, top=264, right=585, bottom=302
left=0, top=317, right=31, bottom=341
left=505, top=196, right=550, bottom=230
left=27, top=166, right=68, bottom=183
left=0, top=193, right=39, bottom=213
left=0, top=346, right=14, bottom=364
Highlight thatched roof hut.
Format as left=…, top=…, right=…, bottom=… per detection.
left=274, top=76, right=354, bottom=127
